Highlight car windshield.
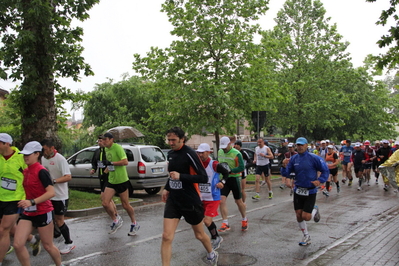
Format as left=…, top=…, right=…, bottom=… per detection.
left=140, top=147, right=166, bottom=162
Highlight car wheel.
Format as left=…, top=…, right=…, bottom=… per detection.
left=247, top=166, right=256, bottom=175
left=144, top=187, right=161, bottom=195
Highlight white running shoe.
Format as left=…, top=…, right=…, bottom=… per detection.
left=128, top=223, right=140, bottom=236
left=109, top=218, right=123, bottom=234
left=59, top=243, right=75, bottom=254
left=299, top=235, right=311, bottom=246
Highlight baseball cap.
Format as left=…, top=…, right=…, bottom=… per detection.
left=0, top=133, right=12, bottom=144
left=346, top=139, right=351, bottom=143
left=354, top=143, right=361, bottom=147
left=327, top=145, right=334, bottom=149
left=196, top=143, right=211, bottom=152
left=382, top=139, right=389, bottom=144
left=219, top=136, right=230, bottom=149
left=296, top=137, right=308, bottom=145
left=234, top=140, right=242, bottom=146
left=326, top=139, right=330, bottom=143
left=281, top=139, right=288, bottom=143
left=288, top=143, right=294, bottom=148
left=19, top=141, right=42, bottom=155
left=375, top=140, right=380, bottom=144
left=103, top=132, right=113, bottom=139
left=320, top=140, right=326, bottom=144
left=364, top=140, right=370, bottom=145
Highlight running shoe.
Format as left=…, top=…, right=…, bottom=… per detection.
left=319, top=185, right=325, bottom=191
left=384, top=184, right=389, bottom=191
left=376, top=179, right=379, bottom=184
left=30, top=234, right=41, bottom=256
left=313, top=205, right=320, bottom=223
left=211, top=236, right=223, bottom=250
left=261, top=181, right=266, bottom=187
left=290, top=188, right=293, bottom=196
left=357, top=186, right=362, bottom=191
left=268, top=191, right=273, bottom=199
left=218, top=223, right=230, bottom=232
left=280, top=184, right=285, bottom=189
left=59, top=243, right=75, bottom=254
left=241, top=220, right=248, bottom=231
left=337, top=186, right=340, bottom=193
left=128, top=223, right=140, bottom=236
left=207, top=251, right=219, bottom=266
left=299, top=235, right=311, bottom=246
left=328, top=186, right=332, bottom=192
left=348, top=180, right=352, bottom=186
left=6, top=245, right=14, bottom=255
left=109, top=218, right=123, bottom=234
left=322, top=190, right=329, bottom=197
left=342, top=178, right=346, bottom=184
left=252, top=193, right=260, bottom=200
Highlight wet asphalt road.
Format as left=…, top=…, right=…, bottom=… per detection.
left=4, top=176, right=399, bottom=266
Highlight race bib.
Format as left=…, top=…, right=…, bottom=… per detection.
left=296, top=187, right=309, bottom=196
left=1, top=177, right=17, bottom=191
left=25, top=205, right=37, bottom=212
left=289, top=172, right=296, bottom=178
left=107, top=165, right=115, bottom=172
left=97, top=161, right=105, bottom=168
left=199, top=183, right=211, bottom=193
left=169, top=179, right=183, bottom=190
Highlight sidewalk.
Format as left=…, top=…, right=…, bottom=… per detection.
left=304, top=204, right=399, bottom=266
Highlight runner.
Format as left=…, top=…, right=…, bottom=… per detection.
left=325, top=145, right=340, bottom=194
left=252, top=138, right=274, bottom=200
left=339, top=139, right=354, bottom=186
left=377, top=140, right=393, bottom=191
left=372, top=140, right=381, bottom=184
left=13, top=141, right=63, bottom=266
left=351, top=143, right=369, bottom=191
left=282, top=137, right=329, bottom=246
left=234, top=140, right=250, bottom=203
left=283, top=143, right=297, bottom=195
left=363, top=140, right=376, bottom=186
left=161, top=127, right=218, bottom=266
left=218, top=136, right=247, bottom=232
left=276, top=139, right=289, bottom=189
left=196, top=143, right=229, bottom=250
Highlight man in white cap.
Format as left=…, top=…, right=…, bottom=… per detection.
left=377, top=140, right=392, bottom=191
left=196, top=143, right=229, bottom=250
left=217, top=136, right=248, bottom=232
left=0, top=134, right=41, bottom=264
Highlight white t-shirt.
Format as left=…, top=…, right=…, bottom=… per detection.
left=255, top=145, right=270, bottom=166
left=41, top=153, right=71, bottom=201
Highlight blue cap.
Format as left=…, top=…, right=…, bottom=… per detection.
left=296, top=137, right=308, bottom=145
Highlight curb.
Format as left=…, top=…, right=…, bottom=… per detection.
left=66, top=199, right=144, bottom=218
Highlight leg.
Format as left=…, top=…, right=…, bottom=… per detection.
left=191, top=222, right=212, bottom=253
left=13, top=219, right=33, bottom=266
left=241, top=178, right=246, bottom=203
left=255, top=174, right=261, bottom=193
left=265, top=173, right=272, bottom=192
left=102, top=187, right=117, bottom=220
left=161, top=218, right=179, bottom=266
left=37, top=223, right=62, bottom=266
left=119, top=189, right=136, bottom=223
left=219, top=196, right=228, bottom=220
left=101, top=192, right=118, bottom=217
left=235, top=199, right=246, bottom=219
left=0, top=214, right=19, bottom=263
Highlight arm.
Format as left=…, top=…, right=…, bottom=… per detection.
left=18, top=169, right=55, bottom=208
left=54, top=156, right=72, bottom=183
left=176, top=150, right=207, bottom=183
left=231, top=152, right=245, bottom=174
left=90, top=149, right=100, bottom=174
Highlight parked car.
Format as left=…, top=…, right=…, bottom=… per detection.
left=67, top=143, right=169, bottom=195
left=242, top=147, right=280, bottom=175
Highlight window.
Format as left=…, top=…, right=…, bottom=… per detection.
left=140, top=147, right=166, bottom=163
left=74, top=150, right=95, bottom=164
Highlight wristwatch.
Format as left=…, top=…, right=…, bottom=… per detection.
left=53, top=179, right=57, bottom=184
left=220, top=179, right=226, bottom=185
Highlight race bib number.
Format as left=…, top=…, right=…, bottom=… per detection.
left=199, top=183, right=211, bottom=193
left=326, top=161, right=333, bottom=164
left=343, top=152, right=351, bottom=157
left=296, top=187, right=309, bottom=196
left=25, top=205, right=37, bottom=212
left=98, top=161, right=105, bottom=168
left=107, top=165, right=115, bottom=172
left=1, top=177, right=17, bottom=191
left=169, top=179, right=183, bottom=190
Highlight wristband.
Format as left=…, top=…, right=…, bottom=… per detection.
left=30, top=199, right=36, bottom=206
left=220, top=179, right=226, bottom=185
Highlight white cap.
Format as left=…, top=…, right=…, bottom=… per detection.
left=395, top=141, right=399, bottom=146
left=287, top=143, right=294, bottom=147
left=320, top=140, right=326, bottom=144
left=354, top=143, right=361, bottom=147
left=382, top=139, right=389, bottom=144
left=326, top=139, right=330, bottom=143
left=327, top=145, right=334, bottom=149
left=0, top=133, right=12, bottom=144
left=19, top=141, right=42, bottom=155
left=220, top=136, right=230, bottom=149
left=196, top=143, right=211, bottom=152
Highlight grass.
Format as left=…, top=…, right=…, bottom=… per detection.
left=246, top=174, right=281, bottom=182
left=68, top=189, right=122, bottom=210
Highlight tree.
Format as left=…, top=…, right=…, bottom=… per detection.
left=366, top=0, right=399, bottom=70
left=0, top=0, right=98, bottom=147
left=133, top=0, right=278, bottom=148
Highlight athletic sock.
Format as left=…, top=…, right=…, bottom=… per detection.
left=207, top=222, right=219, bottom=239
left=222, top=219, right=228, bottom=225
left=298, top=221, right=308, bottom=235
left=59, top=223, right=73, bottom=244
left=335, top=181, right=340, bottom=187
left=311, top=208, right=317, bottom=219
left=326, top=181, right=330, bottom=191
left=30, top=236, right=37, bottom=244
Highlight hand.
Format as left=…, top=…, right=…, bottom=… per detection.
left=311, top=180, right=321, bottom=187
left=162, top=189, right=169, bottom=202
left=90, top=169, right=95, bottom=175
left=18, top=200, right=32, bottom=209
left=104, top=168, right=109, bottom=174
left=216, top=182, right=224, bottom=189
left=170, top=171, right=180, bottom=180
left=285, top=179, right=292, bottom=188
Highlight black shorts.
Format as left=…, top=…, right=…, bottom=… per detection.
left=220, top=177, right=242, bottom=200
left=0, top=201, right=23, bottom=219
left=354, top=166, right=364, bottom=174
left=255, top=165, right=269, bottom=176
left=99, top=173, right=109, bottom=192
left=51, top=199, right=69, bottom=216
left=20, top=211, right=53, bottom=228
left=163, top=200, right=204, bottom=225
left=293, top=192, right=316, bottom=214
left=363, top=164, right=372, bottom=170
left=329, top=168, right=338, bottom=176
left=106, top=180, right=130, bottom=194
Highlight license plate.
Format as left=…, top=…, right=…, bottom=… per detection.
left=152, top=168, right=164, bottom=173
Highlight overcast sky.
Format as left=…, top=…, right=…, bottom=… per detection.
left=0, top=0, right=394, bottom=118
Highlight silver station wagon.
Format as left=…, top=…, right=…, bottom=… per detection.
left=67, top=143, right=168, bottom=195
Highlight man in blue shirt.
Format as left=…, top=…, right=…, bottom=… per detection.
left=282, top=137, right=329, bottom=246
